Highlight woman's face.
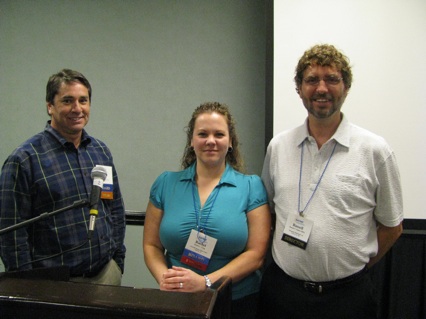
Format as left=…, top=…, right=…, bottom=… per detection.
left=191, top=111, right=232, bottom=169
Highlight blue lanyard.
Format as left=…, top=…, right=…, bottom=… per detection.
left=191, top=181, right=221, bottom=243
left=298, top=140, right=337, bottom=216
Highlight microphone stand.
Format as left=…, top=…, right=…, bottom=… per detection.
left=0, top=199, right=89, bottom=236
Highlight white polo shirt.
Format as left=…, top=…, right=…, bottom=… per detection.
left=262, top=115, right=403, bottom=282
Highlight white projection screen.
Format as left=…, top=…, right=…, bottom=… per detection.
left=273, top=0, right=426, bottom=219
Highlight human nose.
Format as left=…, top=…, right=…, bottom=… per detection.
left=316, top=79, right=329, bottom=92
left=206, top=134, right=216, bottom=144
left=71, top=101, right=83, bottom=112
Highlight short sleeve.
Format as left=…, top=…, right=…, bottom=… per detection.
left=374, top=152, right=403, bottom=226
left=247, top=175, right=268, bottom=212
left=149, top=171, right=169, bottom=210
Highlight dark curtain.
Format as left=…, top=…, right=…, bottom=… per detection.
left=370, top=219, right=426, bottom=319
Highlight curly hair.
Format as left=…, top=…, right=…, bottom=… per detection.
left=294, top=44, right=352, bottom=89
left=181, top=102, right=245, bottom=173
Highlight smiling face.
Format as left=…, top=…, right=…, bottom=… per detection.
left=47, top=81, right=90, bottom=143
left=298, top=64, right=349, bottom=121
left=191, top=111, right=232, bottom=170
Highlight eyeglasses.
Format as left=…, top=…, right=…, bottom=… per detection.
left=303, top=75, right=343, bottom=86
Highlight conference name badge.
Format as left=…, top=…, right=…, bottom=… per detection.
left=95, top=165, right=113, bottom=200
left=281, top=213, right=313, bottom=250
left=181, top=229, right=217, bottom=271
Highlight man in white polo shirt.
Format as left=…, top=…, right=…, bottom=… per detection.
left=258, top=44, right=403, bottom=319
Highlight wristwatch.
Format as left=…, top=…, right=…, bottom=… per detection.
left=204, top=275, right=212, bottom=288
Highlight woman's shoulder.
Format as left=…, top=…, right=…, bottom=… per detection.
left=154, top=168, right=193, bottom=184
left=231, top=169, right=263, bottom=185
left=155, top=170, right=182, bottom=181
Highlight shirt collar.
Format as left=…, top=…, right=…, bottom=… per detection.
left=180, top=162, right=237, bottom=187
left=332, top=113, right=350, bottom=148
left=45, top=121, right=91, bottom=147
left=295, top=118, right=311, bottom=146
left=296, top=113, right=350, bottom=148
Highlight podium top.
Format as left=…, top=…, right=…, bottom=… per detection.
left=0, top=275, right=231, bottom=319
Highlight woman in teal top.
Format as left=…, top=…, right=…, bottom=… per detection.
left=143, top=102, right=271, bottom=319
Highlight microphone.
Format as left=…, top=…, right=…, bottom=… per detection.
left=88, top=166, right=108, bottom=239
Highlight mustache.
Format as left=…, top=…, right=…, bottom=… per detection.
left=312, top=93, right=333, bottom=100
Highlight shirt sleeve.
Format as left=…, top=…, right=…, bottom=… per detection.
left=261, top=144, right=276, bottom=214
left=0, top=153, right=33, bottom=271
left=374, top=151, right=404, bottom=227
left=110, top=163, right=127, bottom=273
left=149, top=171, right=169, bottom=210
left=247, top=175, right=268, bottom=212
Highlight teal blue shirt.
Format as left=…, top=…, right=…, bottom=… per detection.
left=149, top=163, right=268, bottom=300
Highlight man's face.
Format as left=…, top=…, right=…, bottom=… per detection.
left=47, top=81, right=90, bottom=139
left=297, top=64, right=349, bottom=120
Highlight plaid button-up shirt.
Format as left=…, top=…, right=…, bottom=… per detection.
left=0, top=122, right=126, bottom=276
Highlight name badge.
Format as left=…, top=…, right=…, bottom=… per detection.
left=96, top=165, right=113, bottom=199
left=181, top=229, right=217, bottom=271
left=281, top=213, right=313, bottom=250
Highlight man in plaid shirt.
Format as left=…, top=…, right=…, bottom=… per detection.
left=0, top=69, right=126, bottom=285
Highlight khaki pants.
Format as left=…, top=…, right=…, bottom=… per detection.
left=70, top=259, right=122, bottom=286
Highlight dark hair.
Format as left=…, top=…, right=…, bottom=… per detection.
left=181, top=102, right=245, bottom=173
left=294, top=44, right=352, bottom=89
left=46, top=69, right=92, bottom=105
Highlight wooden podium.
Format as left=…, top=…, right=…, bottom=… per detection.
left=0, top=268, right=231, bottom=319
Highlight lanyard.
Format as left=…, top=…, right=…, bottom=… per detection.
left=298, top=140, right=337, bottom=216
left=191, top=181, right=221, bottom=243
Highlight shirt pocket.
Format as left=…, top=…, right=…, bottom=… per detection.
left=328, top=174, right=376, bottom=214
